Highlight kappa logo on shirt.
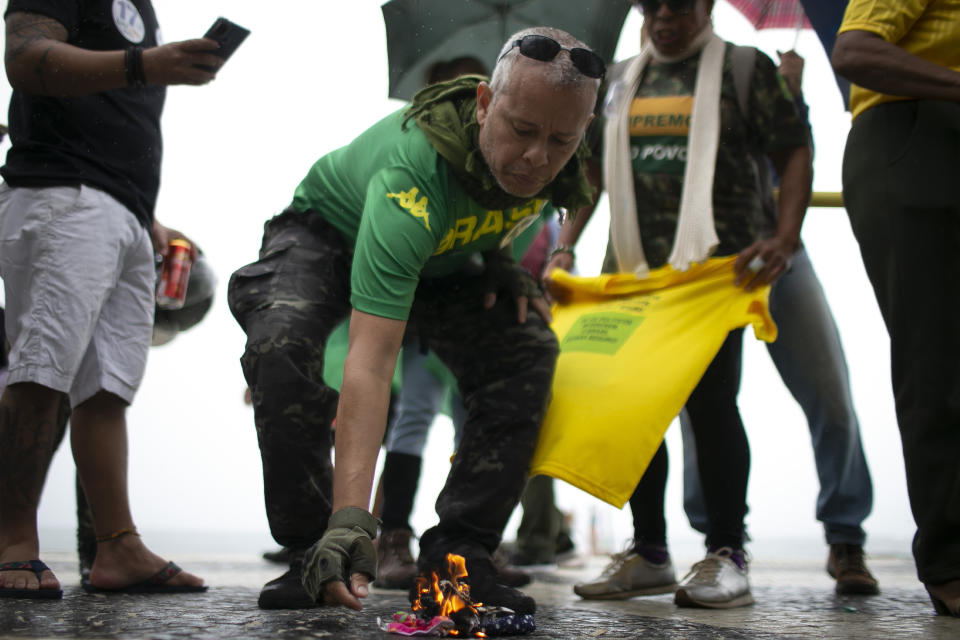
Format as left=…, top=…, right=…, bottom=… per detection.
left=112, top=0, right=145, bottom=44
left=387, top=187, right=431, bottom=230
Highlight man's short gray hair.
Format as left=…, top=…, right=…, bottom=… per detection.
left=489, top=26, right=602, bottom=96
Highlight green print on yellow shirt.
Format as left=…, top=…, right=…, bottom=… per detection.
left=532, top=258, right=777, bottom=507
left=561, top=312, right=646, bottom=355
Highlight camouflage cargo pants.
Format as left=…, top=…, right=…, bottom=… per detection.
left=228, top=210, right=351, bottom=550
left=409, top=263, right=558, bottom=559
left=228, top=210, right=558, bottom=554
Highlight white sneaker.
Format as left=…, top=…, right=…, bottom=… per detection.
left=574, top=545, right=677, bottom=600
left=674, top=547, right=754, bottom=609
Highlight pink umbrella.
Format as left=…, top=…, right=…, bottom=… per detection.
left=728, top=0, right=851, bottom=107
left=726, top=0, right=811, bottom=30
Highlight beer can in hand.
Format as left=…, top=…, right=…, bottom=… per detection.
left=157, top=239, right=193, bottom=310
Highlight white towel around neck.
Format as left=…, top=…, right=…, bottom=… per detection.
left=604, top=27, right=726, bottom=276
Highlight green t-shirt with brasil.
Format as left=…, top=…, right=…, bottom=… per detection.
left=291, top=108, right=546, bottom=321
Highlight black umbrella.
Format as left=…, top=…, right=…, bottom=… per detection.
left=382, top=0, right=634, bottom=101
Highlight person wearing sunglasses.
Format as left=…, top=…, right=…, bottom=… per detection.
left=499, top=34, right=607, bottom=80
left=542, top=0, right=813, bottom=609
left=637, top=0, right=698, bottom=18
left=228, top=26, right=600, bottom=615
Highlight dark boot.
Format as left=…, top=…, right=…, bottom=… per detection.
left=462, top=555, right=535, bottom=614
left=258, top=549, right=318, bottom=609
left=493, top=547, right=532, bottom=588
left=414, top=538, right=536, bottom=615
left=827, top=544, right=879, bottom=596
left=375, top=528, right=418, bottom=590
left=926, top=579, right=960, bottom=617
left=261, top=547, right=294, bottom=564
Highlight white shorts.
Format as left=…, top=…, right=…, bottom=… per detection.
left=0, top=184, right=155, bottom=406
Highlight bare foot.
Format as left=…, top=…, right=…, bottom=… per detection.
left=88, top=533, right=204, bottom=590
left=0, top=543, right=61, bottom=593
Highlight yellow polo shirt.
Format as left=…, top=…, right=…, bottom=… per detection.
left=839, top=0, right=960, bottom=118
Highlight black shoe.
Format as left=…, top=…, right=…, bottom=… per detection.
left=262, top=547, right=294, bottom=564
left=493, top=548, right=532, bottom=588
left=464, top=556, right=536, bottom=614
left=926, top=580, right=960, bottom=617
left=258, top=559, right=318, bottom=609
left=509, top=547, right=556, bottom=567
left=555, top=531, right=575, bottom=557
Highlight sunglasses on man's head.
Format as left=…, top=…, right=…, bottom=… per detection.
left=637, top=0, right=698, bottom=15
left=499, top=34, right=606, bottom=79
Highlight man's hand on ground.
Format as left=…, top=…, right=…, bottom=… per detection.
left=320, top=573, right=371, bottom=611
left=301, top=507, right=379, bottom=610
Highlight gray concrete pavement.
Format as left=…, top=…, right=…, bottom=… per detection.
left=1, top=550, right=958, bottom=639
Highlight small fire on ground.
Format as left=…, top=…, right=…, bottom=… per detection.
left=412, top=553, right=484, bottom=635
left=378, top=553, right=534, bottom=637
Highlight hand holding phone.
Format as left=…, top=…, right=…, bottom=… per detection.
left=197, top=17, right=250, bottom=72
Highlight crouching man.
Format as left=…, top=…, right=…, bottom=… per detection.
left=228, top=26, right=602, bottom=613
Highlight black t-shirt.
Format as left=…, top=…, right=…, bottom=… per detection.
left=1, top=0, right=166, bottom=228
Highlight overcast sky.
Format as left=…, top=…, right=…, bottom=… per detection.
left=8, top=1, right=913, bottom=558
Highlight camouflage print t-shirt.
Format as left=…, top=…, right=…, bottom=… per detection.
left=599, top=43, right=808, bottom=271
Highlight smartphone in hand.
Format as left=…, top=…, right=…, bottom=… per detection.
left=197, top=17, right=250, bottom=71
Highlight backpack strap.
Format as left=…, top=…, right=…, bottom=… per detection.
left=730, top=45, right=778, bottom=224
left=730, top=45, right=757, bottom=120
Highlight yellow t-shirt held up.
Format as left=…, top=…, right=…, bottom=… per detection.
left=531, top=257, right=777, bottom=508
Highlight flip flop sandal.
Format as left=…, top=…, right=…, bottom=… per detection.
left=82, top=561, right=208, bottom=594
left=0, top=559, right=63, bottom=599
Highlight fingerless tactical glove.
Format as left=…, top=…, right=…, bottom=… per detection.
left=482, top=251, right=543, bottom=302
left=301, top=507, right=379, bottom=604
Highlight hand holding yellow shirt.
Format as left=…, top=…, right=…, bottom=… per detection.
left=530, top=257, right=777, bottom=507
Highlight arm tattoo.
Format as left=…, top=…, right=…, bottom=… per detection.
left=5, top=12, right=69, bottom=93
